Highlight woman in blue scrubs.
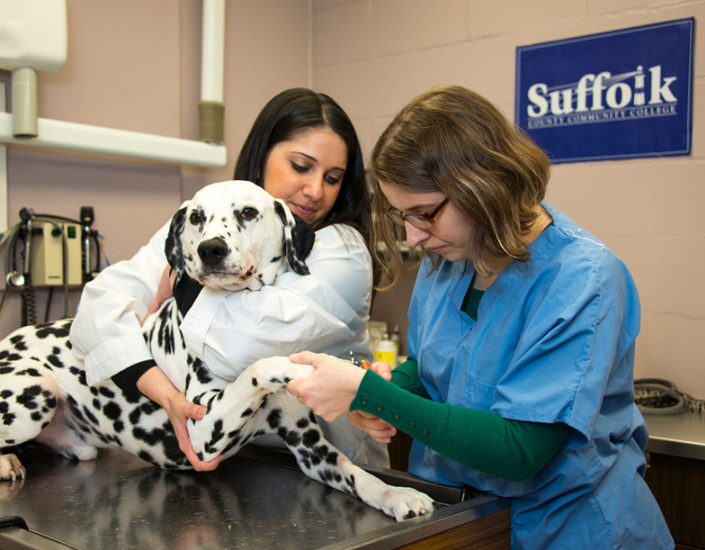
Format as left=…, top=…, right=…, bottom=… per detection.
left=288, top=85, right=674, bottom=549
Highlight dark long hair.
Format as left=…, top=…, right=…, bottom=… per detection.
left=234, top=88, right=371, bottom=246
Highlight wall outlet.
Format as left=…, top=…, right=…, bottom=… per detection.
left=30, top=222, right=82, bottom=286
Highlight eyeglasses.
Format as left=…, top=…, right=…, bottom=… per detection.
left=383, top=198, right=449, bottom=230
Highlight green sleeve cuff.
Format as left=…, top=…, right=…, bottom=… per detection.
left=351, top=369, right=571, bottom=481
left=351, top=368, right=447, bottom=442
left=390, top=358, right=431, bottom=398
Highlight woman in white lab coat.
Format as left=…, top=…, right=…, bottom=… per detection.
left=69, top=88, right=388, bottom=470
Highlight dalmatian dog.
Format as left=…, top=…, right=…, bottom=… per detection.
left=0, top=180, right=435, bottom=522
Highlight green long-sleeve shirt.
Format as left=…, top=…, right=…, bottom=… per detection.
left=351, top=360, right=569, bottom=482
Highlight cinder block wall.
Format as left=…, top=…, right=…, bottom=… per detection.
left=312, top=0, right=705, bottom=399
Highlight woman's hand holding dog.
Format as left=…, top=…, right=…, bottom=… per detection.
left=137, top=366, right=223, bottom=472
left=287, top=352, right=397, bottom=443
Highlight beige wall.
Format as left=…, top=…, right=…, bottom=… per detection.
left=1, top=0, right=703, bottom=399
left=0, top=0, right=310, bottom=330
left=312, top=0, right=705, bottom=399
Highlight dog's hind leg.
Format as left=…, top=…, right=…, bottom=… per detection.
left=0, top=361, right=60, bottom=480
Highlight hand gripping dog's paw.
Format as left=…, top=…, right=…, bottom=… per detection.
left=0, top=453, right=26, bottom=482
left=247, top=356, right=313, bottom=393
left=377, top=485, right=436, bottom=522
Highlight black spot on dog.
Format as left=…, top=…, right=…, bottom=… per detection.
left=319, top=468, right=343, bottom=484
left=302, top=428, right=320, bottom=449
left=98, top=387, right=116, bottom=399
left=15, top=367, right=42, bottom=378
left=46, top=354, right=65, bottom=369
left=16, top=385, right=43, bottom=410
left=103, top=401, right=122, bottom=421
left=204, top=419, right=225, bottom=455
left=296, top=416, right=310, bottom=429
left=128, top=407, right=142, bottom=425
left=69, top=366, right=87, bottom=385
left=267, top=408, right=282, bottom=429
left=132, top=426, right=169, bottom=446
left=35, top=322, right=71, bottom=340
left=0, top=353, right=23, bottom=365
left=9, top=334, right=27, bottom=351
left=82, top=405, right=99, bottom=425
left=191, top=359, right=213, bottom=385
left=124, top=392, right=143, bottom=405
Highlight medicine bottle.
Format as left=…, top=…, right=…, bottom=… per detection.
left=374, top=333, right=398, bottom=368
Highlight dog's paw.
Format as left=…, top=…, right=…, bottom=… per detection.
left=248, top=357, right=313, bottom=391
left=0, top=453, right=26, bottom=482
left=378, top=486, right=436, bottom=522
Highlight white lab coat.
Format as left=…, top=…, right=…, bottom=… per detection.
left=70, top=218, right=389, bottom=467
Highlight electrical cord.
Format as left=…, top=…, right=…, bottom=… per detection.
left=0, top=210, right=103, bottom=321
left=634, top=378, right=705, bottom=415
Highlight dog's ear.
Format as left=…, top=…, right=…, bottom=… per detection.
left=273, top=201, right=315, bottom=276
left=164, top=206, right=187, bottom=280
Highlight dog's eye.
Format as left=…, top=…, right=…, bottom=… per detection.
left=189, top=212, right=204, bottom=225
left=239, top=207, right=259, bottom=221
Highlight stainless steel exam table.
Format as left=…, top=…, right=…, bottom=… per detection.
left=0, top=445, right=510, bottom=549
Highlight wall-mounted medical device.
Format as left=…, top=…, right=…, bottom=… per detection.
left=1, top=206, right=101, bottom=325
left=29, top=220, right=82, bottom=287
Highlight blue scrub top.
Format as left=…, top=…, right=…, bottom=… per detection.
left=407, top=204, right=673, bottom=550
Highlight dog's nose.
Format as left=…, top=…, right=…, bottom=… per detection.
left=198, top=238, right=229, bottom=265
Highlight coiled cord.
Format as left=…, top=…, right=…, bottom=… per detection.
left=635, top=378, right=705, bottom=415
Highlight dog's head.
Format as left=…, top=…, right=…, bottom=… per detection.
left=165, top=180, right=315, bottom=291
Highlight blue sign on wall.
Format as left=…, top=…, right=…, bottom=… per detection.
left=515, top=18, right=694, bottom=163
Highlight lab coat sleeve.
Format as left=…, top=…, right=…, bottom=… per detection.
left=180, top=224, right=373, bottom=383
left=70, top=219, right=171, bottom=386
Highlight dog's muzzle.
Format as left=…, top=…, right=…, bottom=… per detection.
left=196, top=236, right=257, bottom=289
left=198, top=237, right=229, bottom=267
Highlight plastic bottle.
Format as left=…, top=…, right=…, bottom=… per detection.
left=374, top=333, right=398, bottom=368
left=391, top=324, right=401, bottom=355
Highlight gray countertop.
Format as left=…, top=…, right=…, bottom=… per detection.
left=0, top=445, right=508, bottom=550
left=644, top=409, right=705, bottom=461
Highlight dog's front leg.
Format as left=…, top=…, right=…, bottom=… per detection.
left=275, top=397, right=436, bottom=522
left=187, top=356, right=313, bottom=462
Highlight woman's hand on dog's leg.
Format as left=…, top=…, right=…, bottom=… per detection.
left=287, top=351, right=365, bottom=422
left=137, top=366, right=223, bottom=471
left=168, top=394, right=223, bottom=471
